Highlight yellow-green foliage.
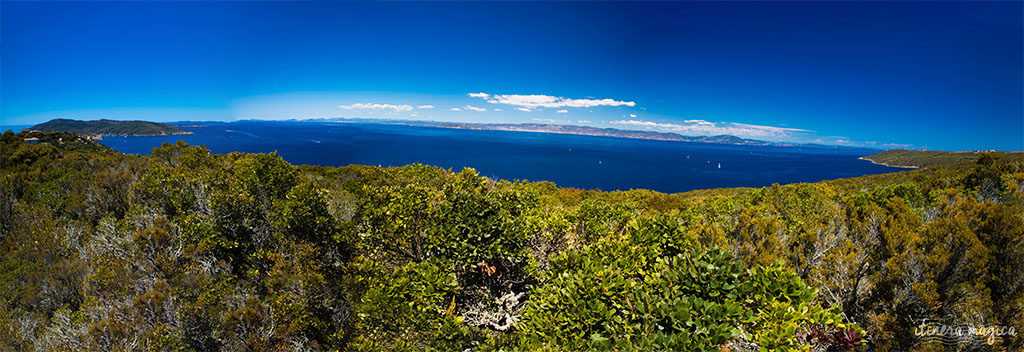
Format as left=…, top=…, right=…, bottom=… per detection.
left=864, top=149, right=1024, bottom=168
left=2, top=130, right=1022, bottom=351
left=515, top=223, right=852, bottom=351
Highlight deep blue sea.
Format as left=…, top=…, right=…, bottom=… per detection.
left=92, top=121, right=902, bottom=193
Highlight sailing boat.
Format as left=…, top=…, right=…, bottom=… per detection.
left=717, top=162, right=721, bottom=169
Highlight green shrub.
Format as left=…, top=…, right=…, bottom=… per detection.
left=515, top=222, right=855, bottom=351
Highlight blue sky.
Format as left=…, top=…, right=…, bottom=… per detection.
left=2, top=1, right=1021, bottom=150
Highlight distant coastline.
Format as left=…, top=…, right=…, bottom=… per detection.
left=289, top=118, right=880, bottom=151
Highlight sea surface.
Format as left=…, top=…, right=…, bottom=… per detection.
left=95, top=121, right=903, bottom=193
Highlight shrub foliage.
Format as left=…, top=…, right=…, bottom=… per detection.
left=2, top=129, right=1022, bottom=351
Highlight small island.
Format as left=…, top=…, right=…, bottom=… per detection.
left=27, top=118, right=193, bottom=139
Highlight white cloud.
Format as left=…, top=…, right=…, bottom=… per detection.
left=609, top=119, right=814, bottom=140
left=556, top=110, right=568, bottom=114
left=531, top=118, right=542, bottom=121
left=612, top=120, right=682, bottom=130
left=463, top=105, right=486, bottom=112
left=578, top=120, right=592, bottom=123
left=449, top=108, right=462, bottom=111
left=471, top=93, right=636, bottom=109
left=629, top=114, right=637, bottom=118
left=515, top=107, right=531, bottom=112
left=810, top=137, right=911, bottom=149
left=338, top=103, right=414, bottom=112
left=730, top=122, right=811, bottom=133
left=417, top=105, right=435, bottom=109
left=494, top=108, right=502, bottom=111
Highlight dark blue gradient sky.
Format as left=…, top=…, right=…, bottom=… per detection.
left=2, top=1, right=1021, bottom=150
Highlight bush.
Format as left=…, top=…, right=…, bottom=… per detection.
left=515, top=222, right=856, bottom=351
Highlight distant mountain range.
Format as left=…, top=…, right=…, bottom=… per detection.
left=408, top=122, right=781, bottom=145
left=28, top=119, right=191, bottom=137
left=294, top=118, right=877, bottom=150
left=28, top=117, right=880, bottom=151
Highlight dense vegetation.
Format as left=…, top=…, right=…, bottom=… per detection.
left=2, top=129, right=1022, bottom=351
left=28, top=119, right=190, bottom=136
left=864, top=149, right=1024, bottom=168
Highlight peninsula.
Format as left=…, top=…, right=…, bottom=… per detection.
left=861, top=149, right=1024, bottom=168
